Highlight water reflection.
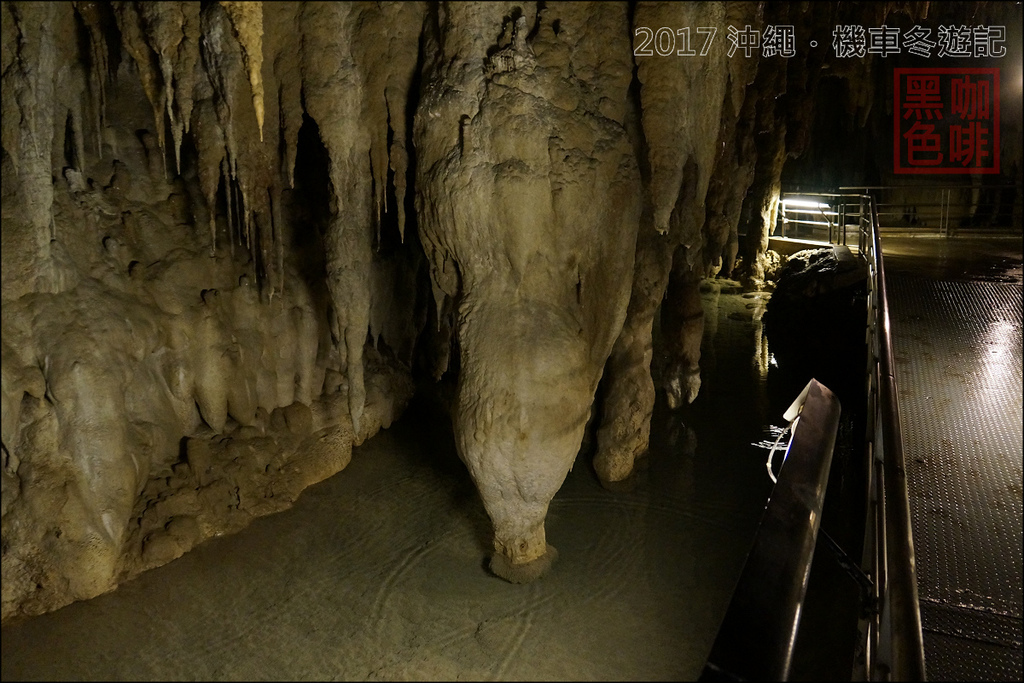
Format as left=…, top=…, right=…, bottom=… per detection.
left=754, top=326, right=770, bottom=379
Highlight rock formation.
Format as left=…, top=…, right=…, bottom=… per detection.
left=3, top=0, right=1009, bottom=623
left=1, top=0, right=425, bottom=623
left=414, top=2, right=643, bottom=578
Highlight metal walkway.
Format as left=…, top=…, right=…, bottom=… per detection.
left=884, top=240, right=1023, bottom=682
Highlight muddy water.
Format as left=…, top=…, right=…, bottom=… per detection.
left=2, top=280, right=802, bottom=681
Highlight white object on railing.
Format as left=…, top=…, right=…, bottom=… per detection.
left=766, top=417, right=797, bottom=485
left=765, top=379, right=815, bottom=484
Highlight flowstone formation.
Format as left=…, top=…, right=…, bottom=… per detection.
left=2, top=0, right=936, bottom=621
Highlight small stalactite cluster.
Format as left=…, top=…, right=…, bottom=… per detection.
left=64, top=1, right=422, bottom=304
left=7, top=1, right=429, bottom=431
left=62, top=1, right=273, bottom=290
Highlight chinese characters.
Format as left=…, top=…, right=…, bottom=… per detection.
left=894, top=68, right=1000, bottom=174
left=832, top=24, right=1005, bottom=59
left=633, top=24, right=1007, bottom=59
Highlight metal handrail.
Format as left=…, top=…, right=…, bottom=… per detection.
left=773, top=191, right=927, bottom=680
left=865, top=194, right=927, bottom=680
left=840, top=184, right=1022, bottom=190
left=701, top=379, right=842, bottom=681
left=839, top=184, right=1023, bottom=235
left=777, top=191, right=870, bottom=246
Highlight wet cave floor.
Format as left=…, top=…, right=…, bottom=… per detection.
left=1, top=278, right=865, bottom=681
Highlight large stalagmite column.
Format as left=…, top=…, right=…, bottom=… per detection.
left=415, top=3, right=641, bottom=580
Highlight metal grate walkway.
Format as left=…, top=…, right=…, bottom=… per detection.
left=886, top=261, right=1023, bottom=681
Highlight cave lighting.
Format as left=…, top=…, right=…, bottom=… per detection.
left=781, top=198, right=830, bottom=210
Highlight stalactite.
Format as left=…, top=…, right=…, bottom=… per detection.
left=222, top=157, right=235, bottom=258
left=4, top=0, right=1018, bottom=630
left=269, top=184, right=284, bottom=297
left=104, top=3, right=203, bottom=177
left=382, top=3, right=424, bottom=241
left=206, top=2, right=274, bottom=294
left=136, top=3, right=185, bottom=172
left=5, top=3, right=47, bottom=170
left=297, top=2, right=365, bottom=431
left=240, top=182, right=250, bottom=249
left=163, top=54, right=181, bottom=173
left=264, top=2, right=302, bottom=192
left=370, top=111, right=388, bottom=245
left=635, top=2, right=730, bottom=240
left=201, top=2, right=241, bottom=209
left=2, top=1, right=61, bottom=288
left=193, top=96, right=225, bottom=256
left=70, top=101, right=86, bottom=172
left=245, top=189, right=257, bottom=283
left=247, top=202, right=256, bottom=279
left=387, top=92, right=409, bottom=243
left=280, top=79, right=301, bottom=189
left=171, top=2, right=200, bottom=167
left=220, top=1, right=264, bottom=143
left=60, top=60, right=90, bottom=176
left=256, top=191, right=274, bottom=299
left=2, top=3, right=24, bottom=174
left=174, top=3, right=201, bottom=139
left=72, top=1, right=109, bottom=159
left=113, top=1, right=165, bottom=174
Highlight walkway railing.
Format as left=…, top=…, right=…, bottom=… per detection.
left=840, top=184, right=1022, bottom=236
left=704, top=192, right=926, bottom=680
left=775, top=191, right=871, bottom=248
left=780, top=190, right=927, bottom=680
left=860, top=194, right=927, bottom=681
left=702, top=379, right=842, bottom=681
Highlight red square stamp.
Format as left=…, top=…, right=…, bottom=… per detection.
left=893, top=68, right=1000, bottom=174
